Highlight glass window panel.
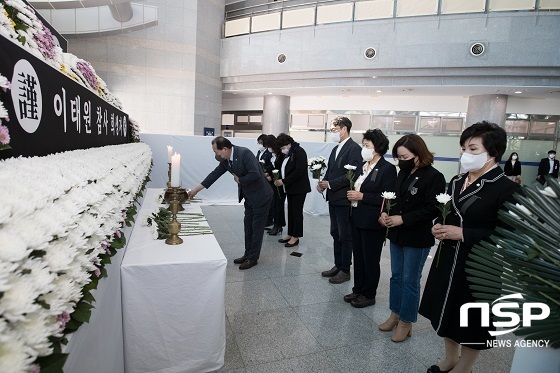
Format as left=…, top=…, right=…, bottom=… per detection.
left=393, top=116, right=416, bottom=132
left=531, top=121, right=557, bottom=135
left=419, top=117, right=441, bottom=133
left=348, top=114, right=370, bottom=131
left=505, top=120, right=529, bottom=135
left=222, top=114, right=234, bottom=126
left=291, top=114, right=308, bottom=129
left=372, top=116, right=393, bottom=131
left=442, top=118, right=463, bottom=132
left=236, top=115, right=249, bottom=123
left=249, top=115, right=262, bottom=123
left=308, top=115, right=325, bottom=129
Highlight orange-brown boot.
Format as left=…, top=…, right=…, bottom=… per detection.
left=378, top=312, right=399, bottom=331
left=391, top=321, right=412, bottom=342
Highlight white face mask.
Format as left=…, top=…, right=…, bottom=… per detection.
left=461, top=152, right=490, bottom=172
left=268, top=148, right=273, bottom=152
left=361, top=147, right=375, bottom=162
left=258, top=145, right=265, bottom=151
left=511, top=155, right=518, bottom=160
left=549, top=153, right=556, bottom=159
left=331, top=131, right=341, bottom=143
left=281, top=148, right=289, bottom=155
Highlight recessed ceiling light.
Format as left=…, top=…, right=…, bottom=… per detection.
left=514, top=91, right=523, bottom=94
left=267, top=92, right=272, bottom=95
left=232, top=92, right=237, bottom=95
left=376, top=90, right=382, bottom=93
left=394, top=120, right=401, bottom=123
left=372, top=76, right=377, bottom=78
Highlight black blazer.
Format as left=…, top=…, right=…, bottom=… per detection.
left=503, top=160, right=521, bottom=177
left=537, top=157, right=559, bottom=178
left=323, top=138, right=363, bottom=206
left=282, top=145, right=311, bottom=195
left=201, top=145, right=273, bottom=206
left=351, top=157, right=397, bottom=230
left=388, top=165, right=446, bottom=248
left=257, top=149, right=274, bottom=175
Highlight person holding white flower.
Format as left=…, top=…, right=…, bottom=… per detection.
left=379, top=134, right=446, bottom=342
left=344, top=129, right=397, bottom=308
left=419, top=121, right=522, bottom=373
left=317, top=116, right=362, bottom=284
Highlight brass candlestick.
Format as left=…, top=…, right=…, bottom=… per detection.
left=166, top=187, right=185, bottom=211
left=166, top=162, right=172, bottom=189
left=165, top=188, right=183, bottom=245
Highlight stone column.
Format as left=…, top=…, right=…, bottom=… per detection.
left=262, top=95, right=290, bottom=135
left=466, top=94, right=508, bottom=128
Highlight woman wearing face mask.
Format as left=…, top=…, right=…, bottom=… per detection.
left=379, top=134, right=446, bottom=342
left=273, top=133, right=311, bottom=247
left=344, top=130, right=397, bottom=308
left=504, top=152, right=522, bottom=184
left=419, top=121, right=522, bottom=373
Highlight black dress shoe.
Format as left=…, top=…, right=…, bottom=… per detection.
left=350, top=295, right=376, bottom=308
left=239, top=259, right=258, bottom=270
left=285, top=239, right=299, bottom=247
left=233, top=256, right=246, bottom=264
left=343, top=293, right=359, bottom=303
left=278, top=237, right=290, bottom=243
left=321, top=266, right=339, bottom=277
left=268, top=227, right=283, bottom=236
left=427, top=365, right=451, bottom=373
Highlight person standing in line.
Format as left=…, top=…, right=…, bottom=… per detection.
left=262, top=134, right=277, bottom=231
left=344, top=129, right=397, bottom=308
left=267, top=139, right=286, bottom=236
left=379, top=134, right=446, bottom=342
left=189, top=136, right=272, bottom=270
left=536, top=149, right=559, bottom=185
left=317, top=116, right=362, bottom=284
left=419, top=121, right=522, bottom=373
left=273, top=133, right=311, bottom=247
left=503, top=151, right=521, bottom=184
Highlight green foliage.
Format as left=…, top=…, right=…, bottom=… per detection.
left=467, top=177, right=560, bottom=348
left=35, top=353, right=68, bottom=373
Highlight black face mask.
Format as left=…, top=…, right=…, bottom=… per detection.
left=398, top=158, right=416, bottom=173
left=215, top=154, right=224, bottom=162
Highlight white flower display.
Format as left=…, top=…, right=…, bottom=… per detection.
left=311, top=164, right=322, bottom=170
left=540, top=186, right=557, bottom=198
left=435, top=193, right=452, bottom=204
left=272, top=169, right=279, bottom=174
left=0, top=143, right=152, bottom=371
left=344, top=164, right=357, bottom=170
left=381, top=191, right=397, bottom=200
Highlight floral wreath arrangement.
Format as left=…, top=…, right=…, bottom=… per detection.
left=0, top=0, right=123, bottom=109
left=0, top=73, right=9, bottom=151
left=307, top=156, right=327, bottom=179
left=0, top=143, right=152, bottom=372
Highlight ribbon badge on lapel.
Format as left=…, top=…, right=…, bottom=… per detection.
left=409, top=177, right=419, bottom=195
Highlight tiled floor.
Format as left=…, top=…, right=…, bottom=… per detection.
left=203, top=205, right=516, bottom=373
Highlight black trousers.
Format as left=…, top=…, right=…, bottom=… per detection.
left=329, top=204, right=353, bottom=274
left=243, top=197, right=272, bottom=261
left=351, top=223, right=385, bottom=299
left=287, top=193, right=306, bottom=237
left=265, top=181, right=276, bottom=225
left=273, top=187, right=286, bottom=227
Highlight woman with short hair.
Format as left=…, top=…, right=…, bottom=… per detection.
left=419, top=121, right=522, bottom=373
left=379, top=134, right=446, bottom=342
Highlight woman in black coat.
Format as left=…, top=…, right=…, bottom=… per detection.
left=503, top=151, right=521, bottom=183
left=379, top=134, right=446, bottom=343
left=267, top=138, right=285, bottom=236
left=273, top=133, right=311, bottom=247
left=419, top=121, right=522, bottom=373
left=344, top=129, right=397, bottom=308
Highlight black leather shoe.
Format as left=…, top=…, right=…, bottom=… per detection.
left=233, top=256, right=246, bottom=264
left=343, top=293, right=359, bottom=303
left=329, top=271, right=351, bottom=284
left=239, top=259, right=258, bottom=270
left=268, top=227, right=283, bottom=236
left=427, top=365, right=451, bottom=373
left=285, top=239, right=299, bottom=247
left=350, top=295, right=376, bottom=308
left=278, top=237, right=290, bottom=243
left=321, top=266, right=339, bottom=277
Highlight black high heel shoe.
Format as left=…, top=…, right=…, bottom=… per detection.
left=278, top=237, right=290, bottom=243
left=285, top=239, right=299, bottom=247
left=268, top=226, right=283, bottom=236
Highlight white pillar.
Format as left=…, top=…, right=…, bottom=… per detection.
left=262, top=95, right=290, bottom=135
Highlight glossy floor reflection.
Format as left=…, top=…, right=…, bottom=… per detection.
left=203, top=205, right=515, bottom=373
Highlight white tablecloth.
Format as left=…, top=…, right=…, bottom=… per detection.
left=121, top=189, right=226, bottom=373
left=304, top=178, right=330, bottom=216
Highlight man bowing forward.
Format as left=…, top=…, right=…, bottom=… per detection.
left=190, top=137, right=273, bottom=270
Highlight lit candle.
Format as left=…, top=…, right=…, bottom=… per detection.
left=171, top=153, right=181, bottom=187
left=167, top=146, right=173, bottom=163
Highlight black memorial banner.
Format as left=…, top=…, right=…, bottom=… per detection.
left=0, top=35, right=129, bottom=159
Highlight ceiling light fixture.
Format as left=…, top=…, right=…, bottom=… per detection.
left=376, top=90, right=382, bottom=93
left=514, top=91, right=523, bottom=94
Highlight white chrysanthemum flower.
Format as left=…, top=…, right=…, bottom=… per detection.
left=0, top=274, right=41, bottom=322
left=0, top=337, right=34, bottom=373
left=0, top=232, right=29, bottom=262
left=540, top=186, right=557, bottom=198
left=21, top=259, right=56, bottom=295
left=43, top=242, right=75, bottom=273
left=435, top=193, right=452, bottom=204
left=152, top=224, right=159, bottom=240
left=13, top=311, right=54, bottom=356
left=311, top=164, right=322, bottom=170
left=0, top=262, right=19, bottom=292
left=381, top=191, right=397, bottom=200
left=344, top=164, right=357, bottom=170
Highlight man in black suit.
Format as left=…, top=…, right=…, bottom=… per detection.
left=537, top=149, right=559, bottom=185
left=317, top=117, right=363, bottom=284
left=189, top=137, right=273, bottom=270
